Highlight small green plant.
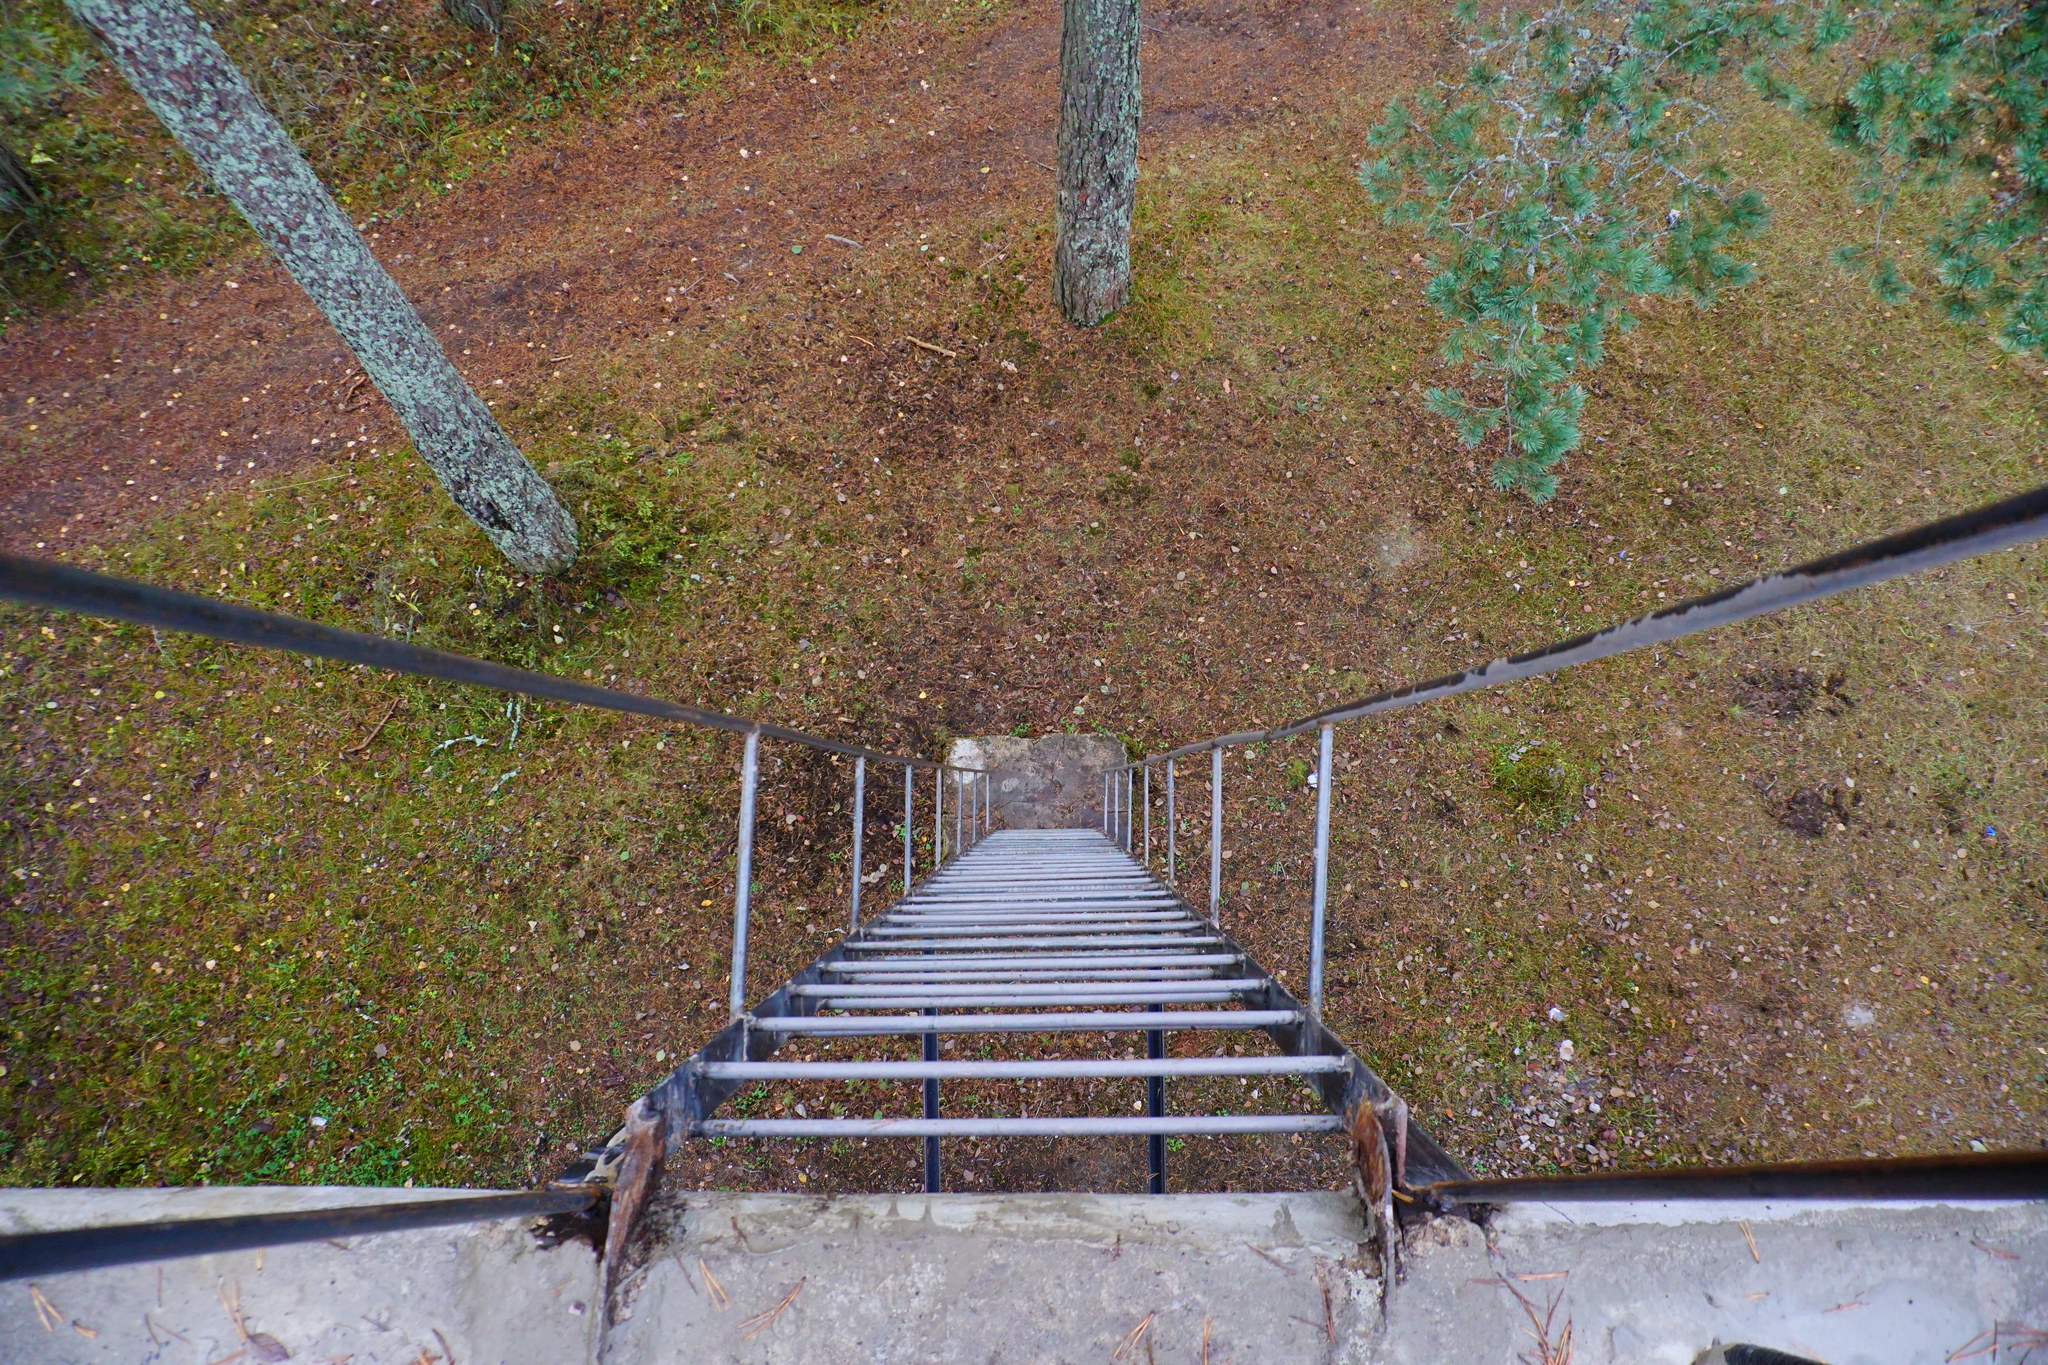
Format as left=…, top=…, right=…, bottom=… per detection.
left=1284, top=756, right=1311, bottom=789
left=1362, top=0, right=2048, bottom=500
left=1488, top=738, right=1584, bottom=825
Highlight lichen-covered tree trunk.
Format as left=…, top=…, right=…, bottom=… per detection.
left=1053, top=0, right=1140, bottom=327
left=66, top=0, right=578, bottom=575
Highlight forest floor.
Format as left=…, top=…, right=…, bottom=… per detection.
left=1, top=0, right=2044, bottom=1197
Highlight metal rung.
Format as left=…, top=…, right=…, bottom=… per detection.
left=889, top=903, right=1184, bottom=915
left=861, top=923, right=1205, bottom=939
left=865, top=922, right=1197, bottom=936
left=876, top=914, right=1192, bottom=927
left=795, top=978, right=1261, bottom=998
left=699, top=1056, right=1351, bottom=1080
left=828, top=967, right=1223, bottom=984
left=845, top=934, right=1223, bottom=950
left=835, top=952, right=1240, bottom=972
left=753, top=1009, right=1301, bottom=1035
left=908, top=883, right=1166, bottom=893
left=817, top=989, right=1243, bottom=1010
left=699, top=1115, right=1345, bottom=1137
left=893, top=900, right=1180, bottom=913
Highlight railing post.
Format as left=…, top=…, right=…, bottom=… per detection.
left=923, top=1020, right=941, bottom=1192
left=1309, top=722, right=1335, bottom=1019
left=849, top=755, right=867, bottom=930
left=955, top=769, right=964, bottom=854
left=1142, top=762, right=1151, bottom=866
left=1146, top=1002, right=1166, bottom=1194
left=728, top=730, right=762, bottom=1017
left=1208, top=746, right=1223, bottom=924
left=1165, top=757, right=1176, bottom=884
left=1124, top=769, right=1135, bottom=850
left=1102, top=772, right=1110, bottom=835
left=903, top=764, right=914, bottom=896
left=933, top=766, right=944, bottom=866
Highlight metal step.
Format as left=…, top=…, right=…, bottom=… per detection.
left=700, top=1115, right=1345, bottom=1137
left=842, top=933, right=1225, bottom=950
left=831, top=952, right=1240, bottom=971
left=699, top=1056, right=1349, bottom=1080
left=752, top=1009, right=1302, bottom=1035
left=825, top=967, right=1226, bottom=983
left=794, top=978, right=1261, bottom=1000
left=811, top=988, right=1246, bottom=1010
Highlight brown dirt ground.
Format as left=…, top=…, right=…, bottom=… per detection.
left=0, top=0, right=1428, bottom=550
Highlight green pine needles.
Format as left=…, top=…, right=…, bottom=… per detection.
left=1361, top=0, right=2047, bottom=502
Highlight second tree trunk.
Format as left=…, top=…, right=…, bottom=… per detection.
left=1054, top=0, right=1140, bottom=326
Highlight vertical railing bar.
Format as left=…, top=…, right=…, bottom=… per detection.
left=1146, top=1001, right=1166, bottom=1194
left=1308, top=722, right=1335, bottom=1020
left=1208, top=747, right=1223, bottom=925
left=922, top=1020, right=941, bottom=1191
left=903, top=763, right=914, bottom=897
left=933, top=766, right=943, bottom=866
left=728, top=729, right=762, bottom=1017
left=849, top=755, right=867, bottom=929
left=1142, top=763, right=1152, bottom=866
left=1165, top=757, right=1176, bottom=885
left=1102, top=772, right=1109, bottom=835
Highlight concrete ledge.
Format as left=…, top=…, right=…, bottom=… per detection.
left=2, top=1186, right=599, bottom=1364
left=610, top=1191, right=1374, bottom=1363
left=5, top=1188, right=2042, bottom=1363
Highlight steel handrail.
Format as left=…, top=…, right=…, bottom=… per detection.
left=1110, top=481, right=2048, bottom=1017
left=0, top=551, right=994, bottom=1026
left=0, top=553, right=984, bottom=774
left=1112, top=481, right=2048, bottom=767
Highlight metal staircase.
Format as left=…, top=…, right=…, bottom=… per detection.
left=8, top=481, right=2046, bottom=1280
left=651, top=825, right=1465, bottom=1193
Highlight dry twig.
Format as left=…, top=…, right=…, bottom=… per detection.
left=699, top=1260, right=730, bottom=1309
left=1487, top=1275, right=1574, bottom=1365
left=1948, top=1320, right=2048, bottom=1362
left=1111, top=1313, right=1155, bottom=1362
left=907, top=336, right=960, bottom=358
left=341, top=695, right=402, bottom=755
left=28, top=1284, right=62, bottom=1332
left=737, top=1279, right=805, bottom=1341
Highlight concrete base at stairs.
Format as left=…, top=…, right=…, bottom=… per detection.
left=7, top=1186, right=2042, bottom=1364
left=0, top=1185, right=600, bottom=1364
left=948, top=733, right=1127, bottom=830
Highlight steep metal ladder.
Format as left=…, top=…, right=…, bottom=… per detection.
left=7, top=482, right=2047, bottom=1277
left=656, top=827, right=1465, bottom=1192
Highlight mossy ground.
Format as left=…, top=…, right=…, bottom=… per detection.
left=2, top=0, right=2043, bottom=1194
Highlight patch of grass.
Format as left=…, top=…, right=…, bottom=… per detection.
left=1487, top=739, right=1584, bottom=827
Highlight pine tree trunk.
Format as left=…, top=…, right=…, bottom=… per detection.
left=1053, top=0, right=1140, bottom=327
left=66, top=0, right=578, bottom=575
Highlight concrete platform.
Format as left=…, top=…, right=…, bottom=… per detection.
left=948, top=733, right=1127, bottom=830
left=1, top=1185, right=599, bottom=1363
left=5, top=1187, right=2044, bottom=1363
